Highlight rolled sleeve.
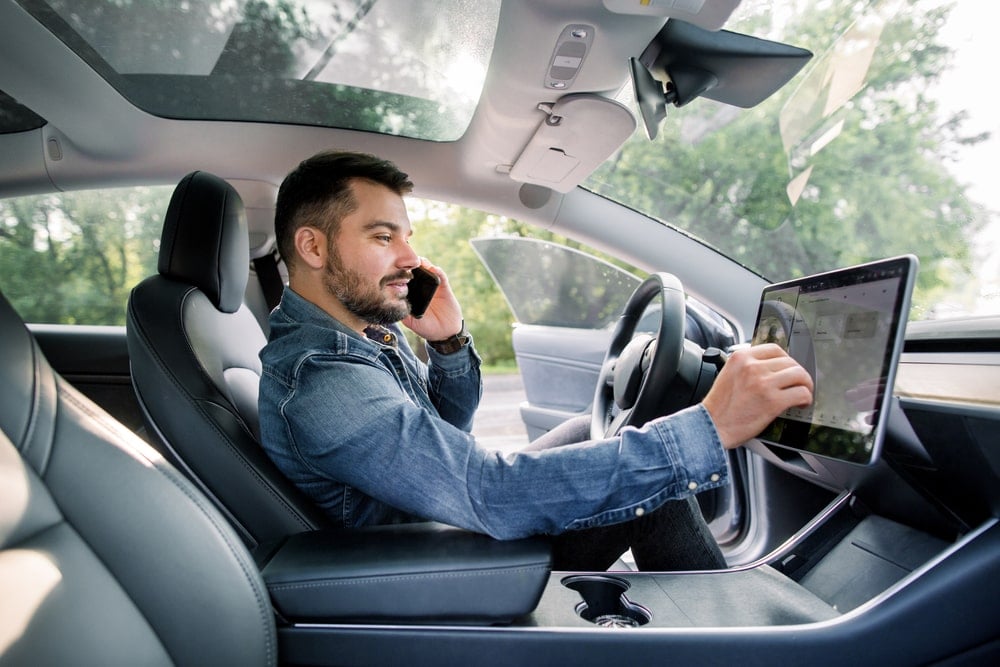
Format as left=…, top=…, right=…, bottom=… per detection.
left=647, top=403, right=729, bottom=495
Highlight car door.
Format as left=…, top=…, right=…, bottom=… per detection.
left=472, top=236, right=743, bottom=535
left=29, top=323, right=146, bottom=434
left=471, top=237, right=640, bottom=440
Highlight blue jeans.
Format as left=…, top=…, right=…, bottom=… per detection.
left=526, top=416, right=727, bottom=571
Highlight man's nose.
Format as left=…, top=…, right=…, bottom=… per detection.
left=397, top=241, right=420, bottom=269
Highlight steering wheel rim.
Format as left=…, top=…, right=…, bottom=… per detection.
left=591, top=272, right=687, bottom=440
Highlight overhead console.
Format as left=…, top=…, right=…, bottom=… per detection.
left=508, top=9, right=811, bottom=195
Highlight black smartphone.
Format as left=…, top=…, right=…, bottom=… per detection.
left=406, top=266, right=440, bottom=318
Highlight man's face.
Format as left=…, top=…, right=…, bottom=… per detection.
left=322, top=180, right=420, bottom=326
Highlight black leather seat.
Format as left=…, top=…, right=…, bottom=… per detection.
left=126, top=171, right=330, bottom=547
left=0, top=287, right=276, bottom=665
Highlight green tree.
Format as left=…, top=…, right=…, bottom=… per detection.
left=588, top=0, right=984, bottom=317
left=0, top=187, right=167, bottom=324
left=409, top=204, right=517, bottom=366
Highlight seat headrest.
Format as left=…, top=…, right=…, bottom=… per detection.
left=158, top=171, right=249, bottom=314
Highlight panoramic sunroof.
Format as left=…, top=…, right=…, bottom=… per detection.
left=22, top=0, right=501, bottom=141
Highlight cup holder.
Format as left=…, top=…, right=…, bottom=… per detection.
left=562, top=575, right=651, bottom=628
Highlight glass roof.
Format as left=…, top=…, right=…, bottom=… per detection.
left=24, top=0, right=501, bottom=141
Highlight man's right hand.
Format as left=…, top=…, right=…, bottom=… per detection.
left=401, top=259, right=464, bottom=343
left=701, top=344, right=814, bottom=449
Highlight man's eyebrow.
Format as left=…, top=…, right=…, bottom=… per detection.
left=362, top=220, right=403, bottom=233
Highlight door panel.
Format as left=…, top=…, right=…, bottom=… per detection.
left=512, top=324, right=610, bottom=440
left=29, top=324, right=147, bottom=437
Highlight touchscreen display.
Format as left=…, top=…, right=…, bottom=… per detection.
left=750, top=256, right=916, bottom=464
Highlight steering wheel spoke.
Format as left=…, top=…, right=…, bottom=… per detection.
left=605, top=408, right=632, bottom=439
left=590, top=273, right=688, bottom=440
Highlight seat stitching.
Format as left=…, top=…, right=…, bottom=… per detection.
left=267, top=564, right=551, bottom=590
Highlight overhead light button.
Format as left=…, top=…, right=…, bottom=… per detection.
left=545, top=24, right=594, bottom=89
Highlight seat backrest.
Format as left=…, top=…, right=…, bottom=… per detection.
left=0, top=288, right=276, bottom=666
left=127, top=171, right=330, bottom=548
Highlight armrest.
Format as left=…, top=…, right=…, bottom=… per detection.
left=255, top=522, right=551, bottom=624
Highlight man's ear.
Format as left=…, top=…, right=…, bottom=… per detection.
left=293, top=226, right=327, bottom=270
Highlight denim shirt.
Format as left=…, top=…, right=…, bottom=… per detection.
left=258, top=287, right=730, bottom=540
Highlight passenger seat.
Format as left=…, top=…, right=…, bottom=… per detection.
left=0, top=286, right=276, bottom=665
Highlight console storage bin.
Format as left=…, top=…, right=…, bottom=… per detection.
left=255, top=522, right=551, bottom=624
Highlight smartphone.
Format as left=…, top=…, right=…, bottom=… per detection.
left=406, top=266, right=440, bottom=318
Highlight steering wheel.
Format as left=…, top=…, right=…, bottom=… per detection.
left=591, top=272, right=689, bottom=440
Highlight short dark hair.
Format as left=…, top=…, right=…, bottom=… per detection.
left=274, top=150, right=414, bottom=268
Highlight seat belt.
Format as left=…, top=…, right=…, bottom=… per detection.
left=252, top=251, right=284, bottom=311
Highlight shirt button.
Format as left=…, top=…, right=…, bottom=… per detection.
left=634, top=507, right=645, bottom=517
left=687, top=481, right=698, bottom=490
left=710, top=473, right=720, bottom=482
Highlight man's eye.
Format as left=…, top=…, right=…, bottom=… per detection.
left=375, top=234, right=392, bottom=243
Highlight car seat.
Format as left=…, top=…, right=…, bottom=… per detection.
left=0, top=286, right=276, bottom=665
left=126, top=170, right=330, bottom=547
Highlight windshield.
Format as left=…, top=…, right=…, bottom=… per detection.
left=27, top=0, right=500, bottom=141
left=586, top=0, right=998, bottom=321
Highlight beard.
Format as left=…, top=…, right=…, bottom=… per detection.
left=323, top=249, right=411, bottom=326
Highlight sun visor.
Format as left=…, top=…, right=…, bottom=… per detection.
left=508, top=95, right=636, bottom=194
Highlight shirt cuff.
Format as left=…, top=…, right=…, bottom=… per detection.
left=649, top=404, right=729, bottom=494
left=426, top=334, right=481, bottom=372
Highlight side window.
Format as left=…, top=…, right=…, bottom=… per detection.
left=471, top=236, right=737, bottom=347
left=0, top=186, right=170, bottom=324
left=471, top=237, right=641, bottom=329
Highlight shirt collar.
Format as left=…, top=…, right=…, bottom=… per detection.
left=364, top=324, right=398, bottom=348
left=277, top=287, right=400, bottom=348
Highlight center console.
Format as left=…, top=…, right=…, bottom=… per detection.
left=254, top=489, right=1000, bottom=666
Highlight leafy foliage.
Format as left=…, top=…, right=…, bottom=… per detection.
left=406, top=203, right=518, bottom=364
left=587, top=0, right=987, bottom=318
left=0, top=188, right=166, bottom=324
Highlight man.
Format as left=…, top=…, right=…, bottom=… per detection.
left=258, top=150, right=813, bottom=570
